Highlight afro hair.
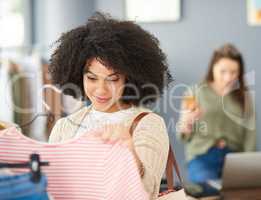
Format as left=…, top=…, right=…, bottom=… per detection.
left=49, top=12, right=173, bottom=106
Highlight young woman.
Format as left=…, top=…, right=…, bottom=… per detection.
left=48, top=12, right=173, bottom=200
left=177, top=43, right=256, bottom=197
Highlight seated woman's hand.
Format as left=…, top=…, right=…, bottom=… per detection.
left=178, top=107, right=203, bottom=135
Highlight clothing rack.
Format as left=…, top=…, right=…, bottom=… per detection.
left=0, top=154, right=49, bottom=183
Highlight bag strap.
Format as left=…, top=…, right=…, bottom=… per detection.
left=166, top=145, right=183, bottom=189
left=129, top=112, right=150, bottom=136
left=129, top=112, right=183, bottom=190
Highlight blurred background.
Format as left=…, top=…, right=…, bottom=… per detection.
left=0, top=0, right=260, bottom=181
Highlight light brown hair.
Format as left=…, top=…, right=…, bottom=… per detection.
left=205, top=43, right=251, bottom=115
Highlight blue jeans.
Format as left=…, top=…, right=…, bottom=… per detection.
left=188, top=147, right=232, bottom=197
left=0, top=172, right=49, bottom=200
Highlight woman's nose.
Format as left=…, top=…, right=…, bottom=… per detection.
left=223, top=73, right=234, bottom=82
left=95, top=80, right=109, bottom=94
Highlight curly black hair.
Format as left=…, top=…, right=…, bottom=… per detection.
left=49, top=12, right=173, bottom=106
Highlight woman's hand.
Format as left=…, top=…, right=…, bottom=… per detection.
left=178, top=97, right=203, bottom=135
left=100, top=123, right=134, bottom=149
left=99, top=123, right=145, bottom=177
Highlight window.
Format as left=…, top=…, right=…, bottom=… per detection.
left=125, top=0, right=181, bottom=23
left=0, top=0, right=25, bottom=47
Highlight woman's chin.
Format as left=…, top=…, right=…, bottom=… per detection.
left=92, top=102, right=115, bottom=112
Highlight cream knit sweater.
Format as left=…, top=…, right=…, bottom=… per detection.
left=49, top=105, right=169, bottom=200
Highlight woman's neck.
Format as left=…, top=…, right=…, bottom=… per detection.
left=209, top=81, right=230, bottom=96
left=93, top=103, right=132, bottom=113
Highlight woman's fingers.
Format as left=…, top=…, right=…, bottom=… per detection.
left=178, top=106, right=204, bottom=134
left=187, top=107, right=203, bottom=121
left=192, top=108, right=202, bottom=120
left=101, top=125, right=113, bottom=141
left=100, top=123, right=130, bottom=143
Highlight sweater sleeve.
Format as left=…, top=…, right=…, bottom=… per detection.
left=244, top=128, right=256, bottom=151
left=132, top=113, right=169, bottom=200
left=243, top=111, right=256, bottom=151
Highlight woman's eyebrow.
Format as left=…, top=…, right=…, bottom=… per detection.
left=108, top=72, right=119, bottom=77
left=86, top=70, right=96, bottom=75
left=86, top=70, right=119, bottom=77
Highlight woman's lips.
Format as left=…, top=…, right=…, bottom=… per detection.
left=95, top=96, right=111, bottom=103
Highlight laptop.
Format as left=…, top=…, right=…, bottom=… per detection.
left=208, top=152, right=261, bottom=190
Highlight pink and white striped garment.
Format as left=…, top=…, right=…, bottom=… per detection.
left=0, top=127, right=148, bottom=200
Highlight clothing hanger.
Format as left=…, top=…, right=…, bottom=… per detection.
left=0, top=153, right=49, bottom=183
left=18, top=112, right=55, bottom=129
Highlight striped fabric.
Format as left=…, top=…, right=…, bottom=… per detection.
left=0, top=128, right=148, bottom=200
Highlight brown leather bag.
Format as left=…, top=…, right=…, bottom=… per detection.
left=130, top=112, right=187, bottom=200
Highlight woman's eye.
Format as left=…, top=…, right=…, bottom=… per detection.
left=107, top=78, right=119, bottom=82
left=87, top=77, right=97, bottom=80
left=106, top=76, right=120, bottom=82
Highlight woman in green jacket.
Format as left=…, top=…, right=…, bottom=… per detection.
left=177, top=43, right=256, bottom=196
